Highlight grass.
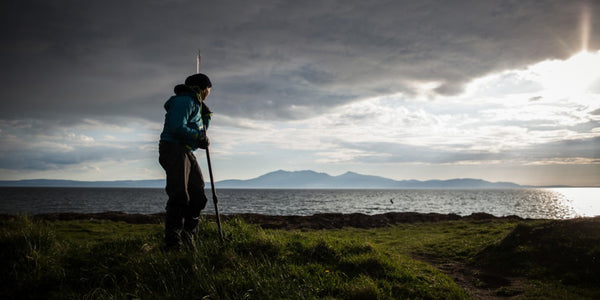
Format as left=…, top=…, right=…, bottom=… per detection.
left=319, top=219, right=528, bottom=262
left=314, top=218, right=600, bottom=299
left=1, top=215, right=599, bottom=299
left=0, top=216, right=466, bottom=299
left=473, top=218, right=600, bottom=286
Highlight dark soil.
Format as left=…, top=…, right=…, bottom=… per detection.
left=415, top=256, right=529, bottom=300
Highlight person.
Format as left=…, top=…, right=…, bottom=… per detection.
left=159, top=73, right=213, bottom=249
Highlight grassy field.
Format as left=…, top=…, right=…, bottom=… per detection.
left=1, top=215, right=599, bottom=299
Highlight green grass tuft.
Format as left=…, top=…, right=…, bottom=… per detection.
left=3, top=215, right=598, bottom=299
left=1, top=216, right=468, bottom=299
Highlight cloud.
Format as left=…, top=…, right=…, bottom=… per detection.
left=1, top=0, right=599, bottom=124
left=207, top=86, right=600, bottom=167
left=529, top=96, right=543, bottom=102
left=1, top=0, right=599, bottom=183
left=325, top=136, right=600, bottom=165
left=0, top=119, right=158, bottom=171
left=0, top=136, right=145, bottom=171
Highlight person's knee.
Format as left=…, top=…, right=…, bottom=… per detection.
left=166, top=204, right=186, bottom=223
left=167, top=189, right=190, bottom=206
left=188, top=187, right=208, bottom=210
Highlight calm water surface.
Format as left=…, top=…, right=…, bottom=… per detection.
left=0, top=187, right=598, bottom=219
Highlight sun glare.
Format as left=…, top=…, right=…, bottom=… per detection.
left=551, top=188, right=600, bottom=217
left=580, top=1, right=591, bottom=52
left=532, top=51, right=600, bottom=98
left=528, top=2, right=599, bottom=99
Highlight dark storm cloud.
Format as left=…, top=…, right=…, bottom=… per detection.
left=0, top=0, right=598, bottom=124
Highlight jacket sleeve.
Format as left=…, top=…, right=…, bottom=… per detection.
left=165, top=97, right=203, bottom=142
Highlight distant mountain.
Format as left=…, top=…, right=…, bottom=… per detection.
left=215, top=170, right=522, bottom=189
left=0, top=170, right=522, bottom=189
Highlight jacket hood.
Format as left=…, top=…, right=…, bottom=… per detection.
left=164, top=84, right=200, bottom=112
left=173, top=84, right=196, bottom=95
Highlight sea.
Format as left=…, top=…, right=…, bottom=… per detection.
left=0, top=187, right=598, bottom=219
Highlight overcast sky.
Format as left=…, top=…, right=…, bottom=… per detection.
left=0, top=0, right=599, bottom=186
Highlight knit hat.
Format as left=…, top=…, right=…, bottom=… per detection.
left=185, top=73, right=212, bottom=90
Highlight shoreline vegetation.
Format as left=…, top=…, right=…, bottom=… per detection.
left=16, top=211, right=525, bottom=229
left=1, top=212, right=599, bottom=299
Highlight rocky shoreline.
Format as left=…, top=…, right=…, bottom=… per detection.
left=2, top=211, right=527, bottom=230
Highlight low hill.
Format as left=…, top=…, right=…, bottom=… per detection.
left=0, top=170, right=522, bottom=189
left=216, top=170, right=521, bottom=189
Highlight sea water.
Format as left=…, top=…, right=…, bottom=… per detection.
left=0, top=187, right=598, bottom=219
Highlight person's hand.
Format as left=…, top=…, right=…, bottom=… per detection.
left=198, top=136, right=210, bottom=149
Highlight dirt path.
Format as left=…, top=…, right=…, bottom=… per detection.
left=415, top=255, right=529, bottom=300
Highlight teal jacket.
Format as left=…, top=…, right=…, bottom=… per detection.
left=160, top=84, right=211, bottom=151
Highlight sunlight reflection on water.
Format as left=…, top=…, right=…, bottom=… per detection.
left=549, top=188, right=600, bottom=218
left=219, top=188, right=600, bottom=219
left=0, top=187, right=598, bottom=219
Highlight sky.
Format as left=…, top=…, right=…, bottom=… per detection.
left=0, top=0, right=599, bottom=186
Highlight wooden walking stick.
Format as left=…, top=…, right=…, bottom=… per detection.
left=198, top=49, right=224, bottom=242
left=205, top=144, right=224, bottom=241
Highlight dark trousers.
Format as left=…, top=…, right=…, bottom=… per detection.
left=159, top=141, right=208, bottom=247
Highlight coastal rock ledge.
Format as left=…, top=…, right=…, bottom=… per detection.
left=3, top=211, right=525, bottom=230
